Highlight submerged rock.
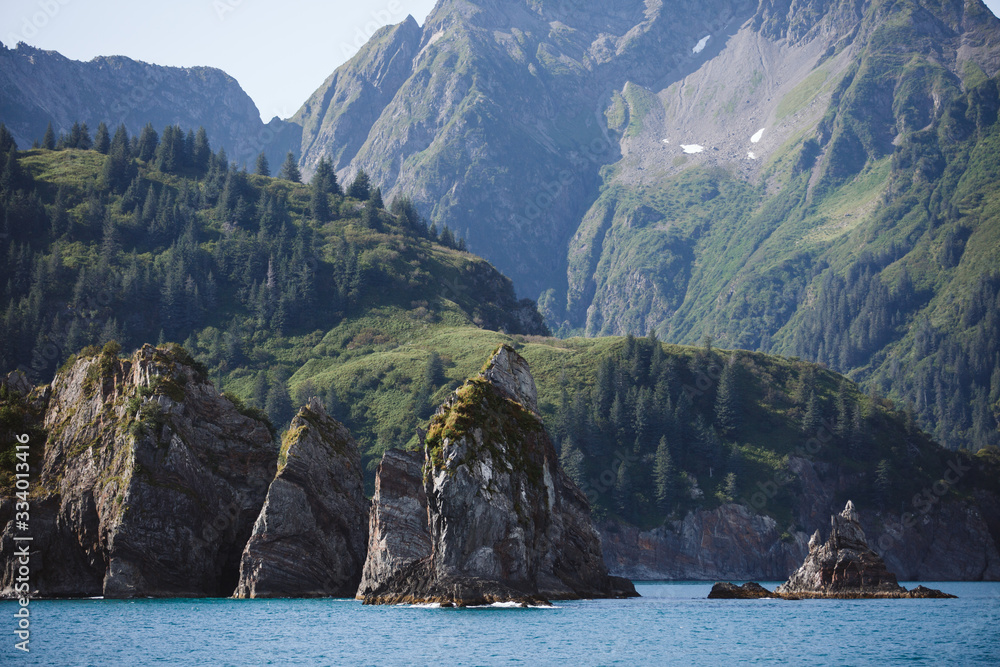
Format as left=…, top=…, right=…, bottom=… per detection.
left=235, top=398, right=368, bottom=598
left=773, top=501, right=955, bottom=599
left=358, top=344, right=638, bottom=605
left=0, top=344, right=275, bottom=598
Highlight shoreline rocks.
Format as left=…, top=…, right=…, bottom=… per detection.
left=709, top=501, right=956, bottom=600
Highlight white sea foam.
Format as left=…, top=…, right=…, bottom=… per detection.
left=693, top=35, right=710, bottom=54
left=751, top=128, right=765, bottom=143
left=681, top=144, right=705, bottom=154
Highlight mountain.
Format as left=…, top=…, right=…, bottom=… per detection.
left=0, top=41, right=300, bottom=168
left=295, top=0, right=1000, bottom=450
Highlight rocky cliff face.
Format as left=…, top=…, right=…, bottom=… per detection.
left=356, top=449, right=432, bottom=600
left=358, top=345, right=636, bottom=605
left=599, top=504, right=810, bottom=581
left=0, top=41, right=299, bottom=168
left=0, top=343, right=275, bottom=598
left=235, top=398, right=368, bottom=598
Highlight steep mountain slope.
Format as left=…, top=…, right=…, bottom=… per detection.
left=568, top=0, right=1000, bottom=450
left=293, top=0, right=755, bottom=297
left=0, top=41, right=299, bottom=168
left=299, top=0, right=1000, bottom=450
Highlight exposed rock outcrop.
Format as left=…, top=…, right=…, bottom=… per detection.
left=358, top=345, right=637, bottom=605
left=0, top=344, right=275, bottom=598
left=356, top=449, right=432, bottom=600
left=235, top=398, right=368, bottom=598
left=773, top=501, right=955, bottom=599
left=707, top=581, right=775, bottom=599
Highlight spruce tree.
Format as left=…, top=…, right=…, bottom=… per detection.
left=802, top=389, right=822, bottom=435
left=137, top=123, right=159, bottom=162
left=192, top=127, right=211, bottom=175
left=94, top=122, right=111, bottom=154
left=348, top=169, right=370, bottom=200
left=78, top=123, right=92, bottom=150
left=310, top=159, right=333, bottom=222
left=254, top=152, right=270, bottom=177
left=714, top=356, right=741, bottom=435
left=42, top=122, right=56, bottom=150
left=370, top=186, right=384, bottom=209
left=278, top=151, right=301, bottom=182
left=654, top=435, right=675, bottom=508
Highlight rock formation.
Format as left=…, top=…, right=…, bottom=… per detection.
left=707, top=581, right=775, bottom=599
left=235, top=398, right=368, bottom=598
left=358, top=344, right=637, bottom=605
left=0, top=343, right=275, bottom=598
left=770, top=501, right=954, bottom=599
left=356, top=449, right=432, bottom=600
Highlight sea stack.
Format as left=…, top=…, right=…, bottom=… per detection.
left=235, top=398, right=368, bottom=598
left=358, top=344, right=638, bottom=605
left=0, top=344, right=275, bottom=598
left=773, top=501, right=955, bottom=599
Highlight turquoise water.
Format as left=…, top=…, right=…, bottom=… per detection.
left=3, top=582, right=998, bottom=665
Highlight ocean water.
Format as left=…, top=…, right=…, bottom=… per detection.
left=4, top=581, right=998, bottom=665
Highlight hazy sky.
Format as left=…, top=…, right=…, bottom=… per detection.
left=2, top=0, right=999, bottom=121
left=0, top=0, right=438, bottom=121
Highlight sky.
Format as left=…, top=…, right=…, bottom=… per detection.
left=1, top=0, right=999, bottom=121
left=0, top=0, right=439, bottom=121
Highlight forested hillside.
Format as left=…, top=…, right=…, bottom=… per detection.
left=0, top=122, right=546, bottom=454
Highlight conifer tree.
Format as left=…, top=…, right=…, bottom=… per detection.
left=348, top=169, right=370, bottom=200
left=94, top=122, right=111, bottom=154
left=137, top=123, right=158, bottom=162
left=42, top=122, right=56, bottom=150
left=100, top=125, right=136, bottom=194
left=278, top=151, right=301, bottom=183
left=802, top=389, right=822, bottom=435
left=654, top=435, right=675, bottom=508
left=192, top=127, right=211, bottom=175
left=254, top=152, right=270, bottom=177
left=370, top=186, right=384, bottom=209
left=78, top=123, right=92, bottom=150
left=714, top=356, right=741, bottom=435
